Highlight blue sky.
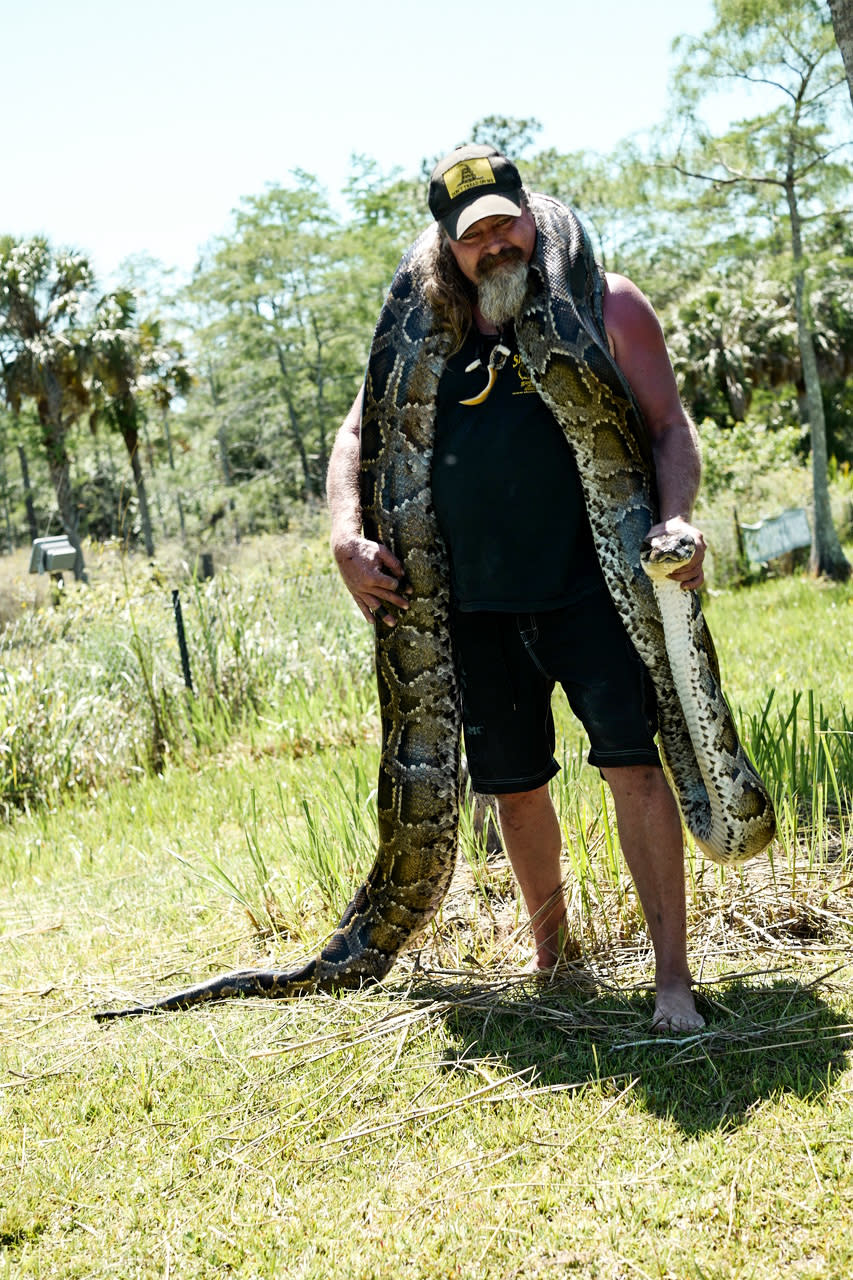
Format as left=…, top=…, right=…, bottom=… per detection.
left=2, top=0, right=727, bottom=283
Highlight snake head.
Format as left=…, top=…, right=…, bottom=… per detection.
left=640, top=531, right=697, bottom=580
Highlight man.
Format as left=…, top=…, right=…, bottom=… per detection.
left=327, top=144, right=707, bottom=1033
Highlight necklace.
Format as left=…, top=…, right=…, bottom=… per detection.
left=459, top=335, right=511, bottom=407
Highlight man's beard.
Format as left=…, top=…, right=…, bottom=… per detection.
left=476, top=250, right=529, bottom=326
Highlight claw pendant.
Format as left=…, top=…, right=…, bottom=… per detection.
left=459, top=343, right=511, bottom=406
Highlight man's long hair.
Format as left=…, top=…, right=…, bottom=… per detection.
left=415, top=228, right=475, bottom=353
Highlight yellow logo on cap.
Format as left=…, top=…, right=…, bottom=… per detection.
left=443, top=157, right=496, bottom=200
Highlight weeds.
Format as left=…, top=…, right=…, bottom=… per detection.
left=0, top=537, right=373, bottom=816
left=744, top=689, right=851, bottom=863
left=3, top=532, right=849, bottom=958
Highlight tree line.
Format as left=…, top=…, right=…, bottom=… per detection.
left=1, top=0, right=851, bottom=579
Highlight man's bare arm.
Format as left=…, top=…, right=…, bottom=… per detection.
left=327, top=389, right=410, bottom=625
left=603, top=273, right=706, bottom=590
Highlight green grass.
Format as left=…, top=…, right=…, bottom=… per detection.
left=1, top=530, right=852, bottom=1278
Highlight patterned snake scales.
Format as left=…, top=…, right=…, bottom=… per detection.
left=96, top=197, right=775, bottom=1020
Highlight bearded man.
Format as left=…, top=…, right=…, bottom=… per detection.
left=327, top=144, right=707, bottom=1033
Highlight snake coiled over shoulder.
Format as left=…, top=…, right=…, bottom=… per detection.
left=96, top=197, right=775, bottom=1019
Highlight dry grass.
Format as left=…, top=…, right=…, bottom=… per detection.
left=3, top=830, right=852, bottom=1277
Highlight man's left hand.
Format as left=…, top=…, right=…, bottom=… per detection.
left=645, top=517, right=706, bottom=590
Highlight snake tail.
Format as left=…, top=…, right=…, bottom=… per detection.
left=95, top=751, right=459, bottom=1019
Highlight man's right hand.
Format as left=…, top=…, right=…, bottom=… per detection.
left=332, top=534, right=411, bottom=626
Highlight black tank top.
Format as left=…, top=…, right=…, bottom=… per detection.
left=431, top=325, right=603, bottom=612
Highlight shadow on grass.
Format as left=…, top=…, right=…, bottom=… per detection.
left=408, top=970, right=852, bottom=1137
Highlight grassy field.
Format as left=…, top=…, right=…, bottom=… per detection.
left=1, top=528, right=852, bottom=1279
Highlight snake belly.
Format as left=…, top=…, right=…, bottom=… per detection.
left=95, top=196, right=774, bottom=1019
left=640, top=534, right=776, bottom=861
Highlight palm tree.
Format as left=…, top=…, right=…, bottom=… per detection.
left=89, top=290, right=190, bottom=555
left=0, top=237, right=92, bottom=580
left=89, top=290, right=157, bottom=554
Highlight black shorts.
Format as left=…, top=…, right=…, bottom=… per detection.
left=452, top=588, right=660, bottom=795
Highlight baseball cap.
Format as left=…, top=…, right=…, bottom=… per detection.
left=428, top=144, right=523, bottom=240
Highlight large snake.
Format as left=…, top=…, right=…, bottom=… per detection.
left=96, top=197, right=775, bottom=1020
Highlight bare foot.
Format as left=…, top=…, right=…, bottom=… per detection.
left=524, top=954, right=566, bottom=974
left=523, top=953, right=595, bottom=992
left=651, top=980, right=706, bottom=1034
left=523, top=941, right=578, bottom=974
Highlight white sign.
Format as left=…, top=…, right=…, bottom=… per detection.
left=740, top=508, right=811, bottom=564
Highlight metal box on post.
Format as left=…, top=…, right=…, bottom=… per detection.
left=28, top=536, right=78, bottom=575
